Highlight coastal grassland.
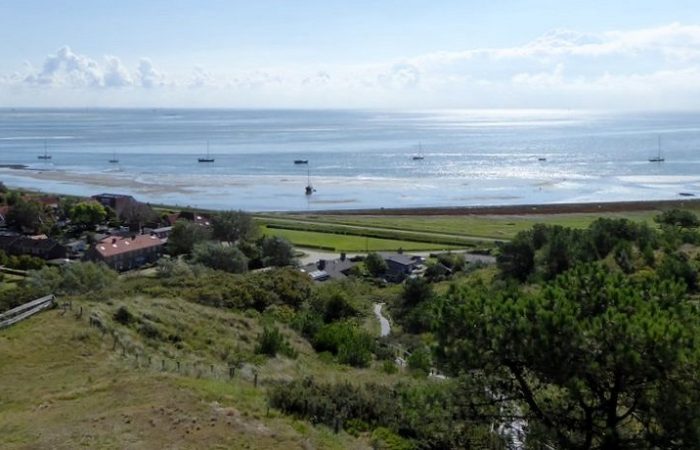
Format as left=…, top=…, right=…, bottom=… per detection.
left=260, top=225, right=463, bottom=252
left=0, top=294, right=401, bottom=449
left=261, top=209, right=662, bottom=241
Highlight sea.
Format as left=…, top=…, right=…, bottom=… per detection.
left=0, top=108, right=699, bottom=212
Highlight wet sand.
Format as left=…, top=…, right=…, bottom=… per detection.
left=1, top=165, right=699, bottom=214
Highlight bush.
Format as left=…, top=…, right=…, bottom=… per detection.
left=407, top=346, right=432, bottom=375
left=255, top=326, right=297, bottom=358
left=382, top=360, right=399, bottom=374
left=192, top=242, right=248, bottom=273
left=138, top=321, right=161, bottom=339
left=312, top=321, right=375, bottom=368
left=113, top=306, right=133, bottom=325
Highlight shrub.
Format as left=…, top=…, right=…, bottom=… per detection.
left=312, top=321, right=375, bottom=367
left=255, top=326, right=297, bottom=358
left=192, top=242, right=248, bottom=273
left=138, top=321, right=161, bottom=339
left=113, top=306, right=133, bottom=325
left=407, top=346, right=432, bottom=375
left=382, top=360, right=399, bottom=374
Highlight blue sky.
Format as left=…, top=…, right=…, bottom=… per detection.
left=2, top=0, right=700, bottom=108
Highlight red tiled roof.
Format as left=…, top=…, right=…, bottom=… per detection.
left=94, top=234, right=165, bottom=258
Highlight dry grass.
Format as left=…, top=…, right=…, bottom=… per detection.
left=0, top=304, right=375, bottom=449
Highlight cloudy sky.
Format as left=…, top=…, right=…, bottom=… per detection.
left=2, top=0, right=700, bottom=109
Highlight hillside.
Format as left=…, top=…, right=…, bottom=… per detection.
left=0, top=297, right=376, bottom=449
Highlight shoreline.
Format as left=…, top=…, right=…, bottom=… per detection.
left=2, top=164, right=699, bottom=217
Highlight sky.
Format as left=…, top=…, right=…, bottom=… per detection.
left=2, top=0, right=700, bottom=109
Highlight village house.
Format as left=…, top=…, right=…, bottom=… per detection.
left=86, top=233, right=166, bottom=271
left=379, top=252, right=424, bottom=282
left=144, top=226, right=173, bottom=239
left=0, top=234, right=67, bottom=260
left=92, top=193, right=140, bottom=216
left=301, top=253, right=357, bottom=282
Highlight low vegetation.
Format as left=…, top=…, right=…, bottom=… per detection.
left=3, top=207, right=700, bottom=448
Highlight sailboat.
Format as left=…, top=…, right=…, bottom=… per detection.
left=649, top=136, right=665, bottom=163
left=412, top=143, right=424, bottom=160
left=305, top=167, right=315, bottom=195
left=108, top=151, right=119, bottom=164
left=37, top=140, right=51, bottom=160
left=198, top=141, right=215, bottom=163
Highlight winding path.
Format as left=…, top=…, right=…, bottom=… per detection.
left=373, top=303, right=391, bottom=337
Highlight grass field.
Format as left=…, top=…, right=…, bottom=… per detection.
left=263, top=210, right=661, bottom=242
left=261, top=225, right=462, bottom=252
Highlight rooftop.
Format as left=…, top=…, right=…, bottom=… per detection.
left=94, top=234, right=165, bottom=258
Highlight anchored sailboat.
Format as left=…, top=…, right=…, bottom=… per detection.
left=649, top=136, right=665, bottom=163
left=305, top=167, right=315, bottom=195
left=198, top=141, right=215, bottom=163
left=109, top=151, right=119, bottom=164
left=37, top=140, right=51, bottom=160
left=412, top=142, right=424, bottom=160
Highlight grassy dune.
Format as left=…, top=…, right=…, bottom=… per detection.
left=0, top=297, right=389, bottom=449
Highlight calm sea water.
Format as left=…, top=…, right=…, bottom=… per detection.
left=0, top=108, right=699, bottom=211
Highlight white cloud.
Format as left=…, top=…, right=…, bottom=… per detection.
left=20, top=46, right=166, bottom=90
left=137, top=58, right=165, bottom=88
left=4, top=23, right=700, bottom=109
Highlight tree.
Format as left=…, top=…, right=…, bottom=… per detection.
left=496, top=234, right=535, bottom=281
left=437, top=264, right=700, bottom=449
left=211, top=210, right=258, bottom=244
left=168, top=220, right=211, bottom=255
left=401, top=277, right=434, bottom=308
left=656, top=209, right=700, bottom=229
left=69, top=201, right=106, bottom=230
left=261, top=236, right=296, bottom=267
left=365, top=252, right=388, bottom=277
left=192, top=242, right=248, bottom=273
left=6, top=198, right=49, bottom=233
left=121, top=202, right=156, bottom=230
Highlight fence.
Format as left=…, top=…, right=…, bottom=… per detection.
left=62, top=304, right=263, bottom=388
left=0, top=294, right=55, bottom=329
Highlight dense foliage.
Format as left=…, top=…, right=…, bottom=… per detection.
left=167, top=220, right=211, bottom=255
left=268, top=377, right=502, bottom=449
left=437, top=264, right=700, bottom=448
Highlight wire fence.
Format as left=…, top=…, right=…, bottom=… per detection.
left=58, top=301, right=263, bottom=388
